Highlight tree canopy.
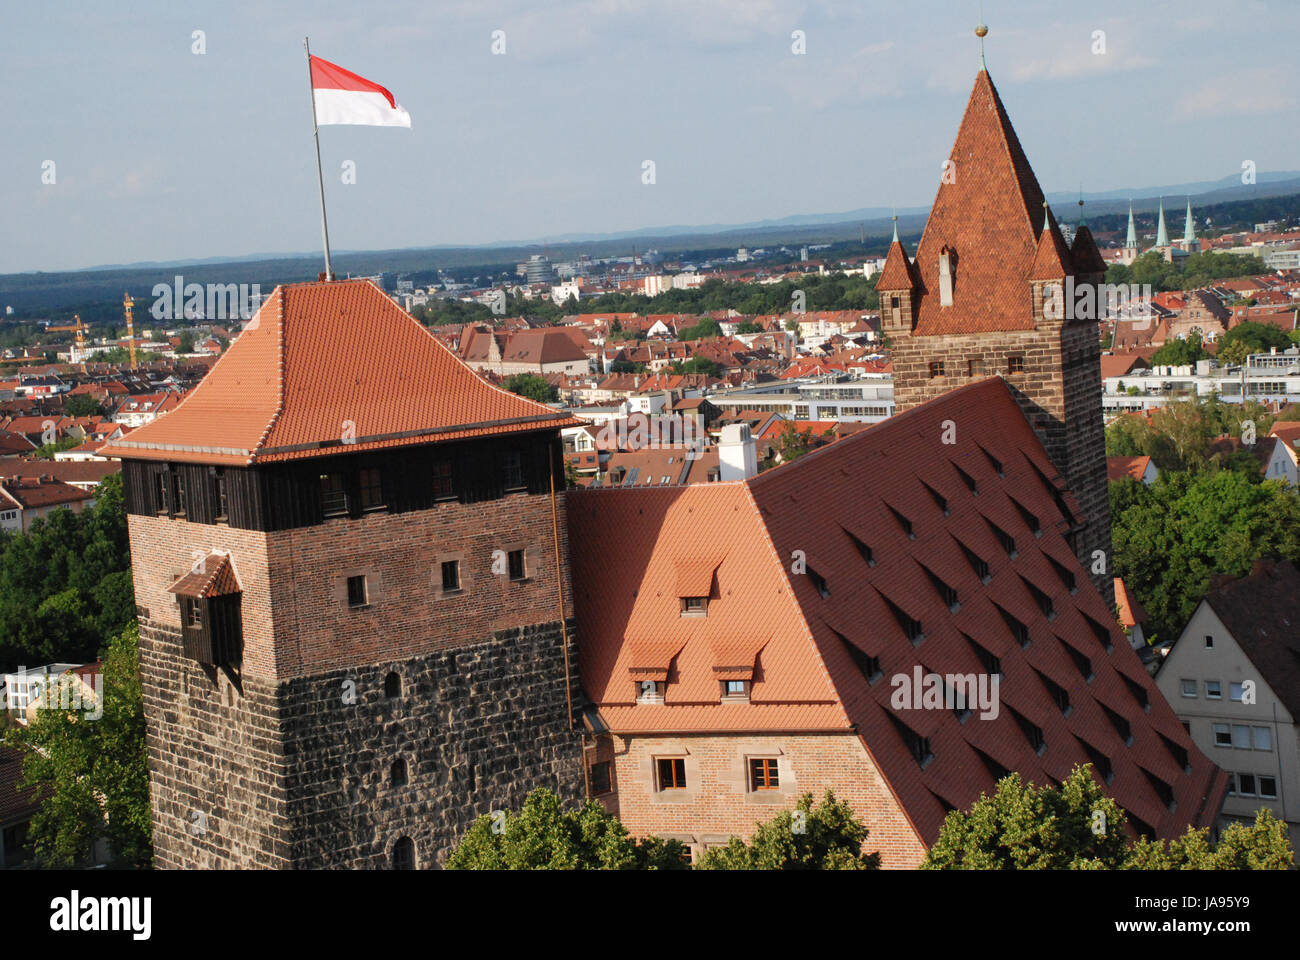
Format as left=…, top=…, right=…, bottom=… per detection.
left=446, top=788, right=688, bottom=870
left=695, top=791, right=880, bottom=870
left=501, top=374, right=558, bottom=404
left=2, top=622, right=152, bottom=868
left=923, top=765, right=1292, bottom=869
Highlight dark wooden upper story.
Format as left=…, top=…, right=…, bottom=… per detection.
left=122, top=430, right=565, bottom=531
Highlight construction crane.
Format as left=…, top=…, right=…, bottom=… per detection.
left=46, top=315, right=88, bottom=365
left=123, top=293, right=137, bottom=370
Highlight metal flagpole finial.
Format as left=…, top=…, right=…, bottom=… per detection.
left=976, top=8, right=988, bottom=69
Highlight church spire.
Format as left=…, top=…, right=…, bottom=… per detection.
left=1125, top=201, right=1137, bottom=249
left=1183, top=197, right=1196, bottom=246
left=1156, top=197, right=1169, bottom=247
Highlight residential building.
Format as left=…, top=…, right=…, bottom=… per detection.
left=1155, top=561, right=1300, bottom=854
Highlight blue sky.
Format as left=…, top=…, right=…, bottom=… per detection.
left=1, top=0, right=1295, bottom=273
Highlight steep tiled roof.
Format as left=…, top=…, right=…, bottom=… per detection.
left=1114, top=578, right=1148, bottom=628
left=568, top=483, right=849, bottom=733
left=100, top=280, right=582, bottom=465
left=502, top=329, right=588, bottom=364
left=910, top=71, right=1077, bottom=336
left=1202, top=560, right=1300, bottom=719
left=1071, top=224, right=1109, bottom=275
left=570, top=377, right=1224, bottom=845
left=1028, top=209, right=1075, bottom=282
left=876, top=240, right=920, bottom=290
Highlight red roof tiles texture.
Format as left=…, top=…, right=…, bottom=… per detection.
left=101, top=280, right=582, bottom=465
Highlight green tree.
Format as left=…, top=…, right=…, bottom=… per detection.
left=501, top=374, right=558, bottom=404
left=678, top=318, right=721, bottom=341
left=176, top=330, right=195, bottom=353
left=62, top=394, right=104, bottom=418
left=446, top=788, right=688, bottom=870
left=695, top=791, right=880, bottom=870
left=2, top=622, right=152, bottom=868
left=924, top=765, right=1292, bottom=869
left=668, top=356, right=723, bottom=377
left=734, top=321, right=763, bottom=334
left=1110, top=469, right=1300, bottom=639
left=1150, top=334, right=1208, bottom=367
left=1218, top=321, right=1292, bottom=365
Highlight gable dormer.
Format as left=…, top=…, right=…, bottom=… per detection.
left=877, top=235, right=922, bottom=340
left=938, top=245, right=956, bottom=307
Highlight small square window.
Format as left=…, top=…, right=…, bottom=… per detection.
left=637, top=680, right=666, bottom=703
left=1237, top=773, right=1256, bottom=796
left=1205, top=680, right=1221, bottom=699
left=433, top=460, right=455, bottom=501
left=590, top=761, right=612, bottom=795
left=186, top=599, right=203, bottom=628
left=1204, top=634, right=1214, bottom=648
left=1213, top=723, right=1231, bottom=747
left=1007, top=356, right=1025, bottom=374
left=680, top=596, right=707, bottom=616
left=1252, top=726, right=1272, bottom=751
left=441, top=560, right=461, bottom=593
left=722, top=680, right=749, bottom=699
left=359, top=468, right=385, bottom=511
left=968, top=358, right=986, bottom=377
left=749, top=757, right=780, bottom=791
left=1180, top=679, right=1197, bottom=698
left=656, top=757, right=687, bottom=791
left=1229, top=682, right=1245, bottom=702
left=1232, top=724, right=1251, bottom=749
left=929, top=361, right=946, bottom=378
left=508, top=549, right=526, bottom=581
left=347, top=575, right=368, bottom=609
left=320, top=472, right=348, bottom=517
left=502, top=450, right=526, bottom=491
left=1259, top=776, right=1277, bottom=799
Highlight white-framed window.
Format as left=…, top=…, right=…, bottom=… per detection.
left=1213, top=723, right=1231, bottom=747
left=1232, top=724, right=1251, bottom=749
left=1229, top=682, right=1246, bottom=702
left=1259, top=776, right=1278, bottom=799
left=1237, top=773, right=1256, bottom=797
left=1252, top=727, right=1272, bottom=751
left=1205, top=680, right=1221, bottom=699
left=1180, top=679, right=1197, bottom=698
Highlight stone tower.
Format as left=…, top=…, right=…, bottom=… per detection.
left=102, top=279, right=588, bottom=868
left=878, top=69, right=1112, bottom=605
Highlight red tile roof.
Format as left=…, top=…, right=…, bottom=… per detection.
left=1114, top=578, right=1148, bottom=629
left=1107, top=455, right=1152, bottom=483
left=100, top=280, right=583, bottom=465
left=908, top=71, right=1078, bottom=336
left=570, top=377, right=1224, bottom=844
left=168, top=553, right=241, bottom=599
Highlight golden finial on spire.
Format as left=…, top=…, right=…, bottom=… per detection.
left=976, top=4, right=988, bottom=69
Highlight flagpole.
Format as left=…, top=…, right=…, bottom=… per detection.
left=304, top=37, right=333, bottom=281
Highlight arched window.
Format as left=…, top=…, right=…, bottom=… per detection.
left=384, top=672, right=401, bottom=698
left=391, top=758, right=408, bottom=787
left=391, top=837, right=415, bottom=870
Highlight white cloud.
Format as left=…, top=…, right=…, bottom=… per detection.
left=1175, top=66, right=1298, bottom=118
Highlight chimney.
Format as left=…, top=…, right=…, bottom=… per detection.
left=718, top=423, right=757, bottom=481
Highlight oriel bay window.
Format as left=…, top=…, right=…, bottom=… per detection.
left=168, top=553, right=243, bottom=668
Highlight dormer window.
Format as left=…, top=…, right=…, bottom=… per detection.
left=681, top=596, right=708, bottom=616
left=637, top=680, right=666, bottom=703
left=722, top=679, right=750, bottom=700
left=938, top=246, right=955, bottom=306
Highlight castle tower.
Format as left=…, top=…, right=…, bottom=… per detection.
left=877, top=68, right=1112, bottom=604
left=102, top=279, right=588, bottom=868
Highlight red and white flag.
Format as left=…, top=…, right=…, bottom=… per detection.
left=310, top=55, right=411, bottom=127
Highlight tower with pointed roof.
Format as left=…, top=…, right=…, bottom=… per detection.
left=1156, top=198, right=1170, bottom=247
left=102, top=279, right=588, bottom=869
left=1182, top=198, right=1198, bottom=252
left=1120, top=201, right=1140, bottom=265
left=877, top=66, right=1112, bottom=604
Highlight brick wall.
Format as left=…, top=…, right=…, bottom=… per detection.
left=129, top=487, right=587, bottom=868
left=595, top=732, right=928, bottom=868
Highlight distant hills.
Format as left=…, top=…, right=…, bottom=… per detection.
left=3, top=173, right=1297, bottom=317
